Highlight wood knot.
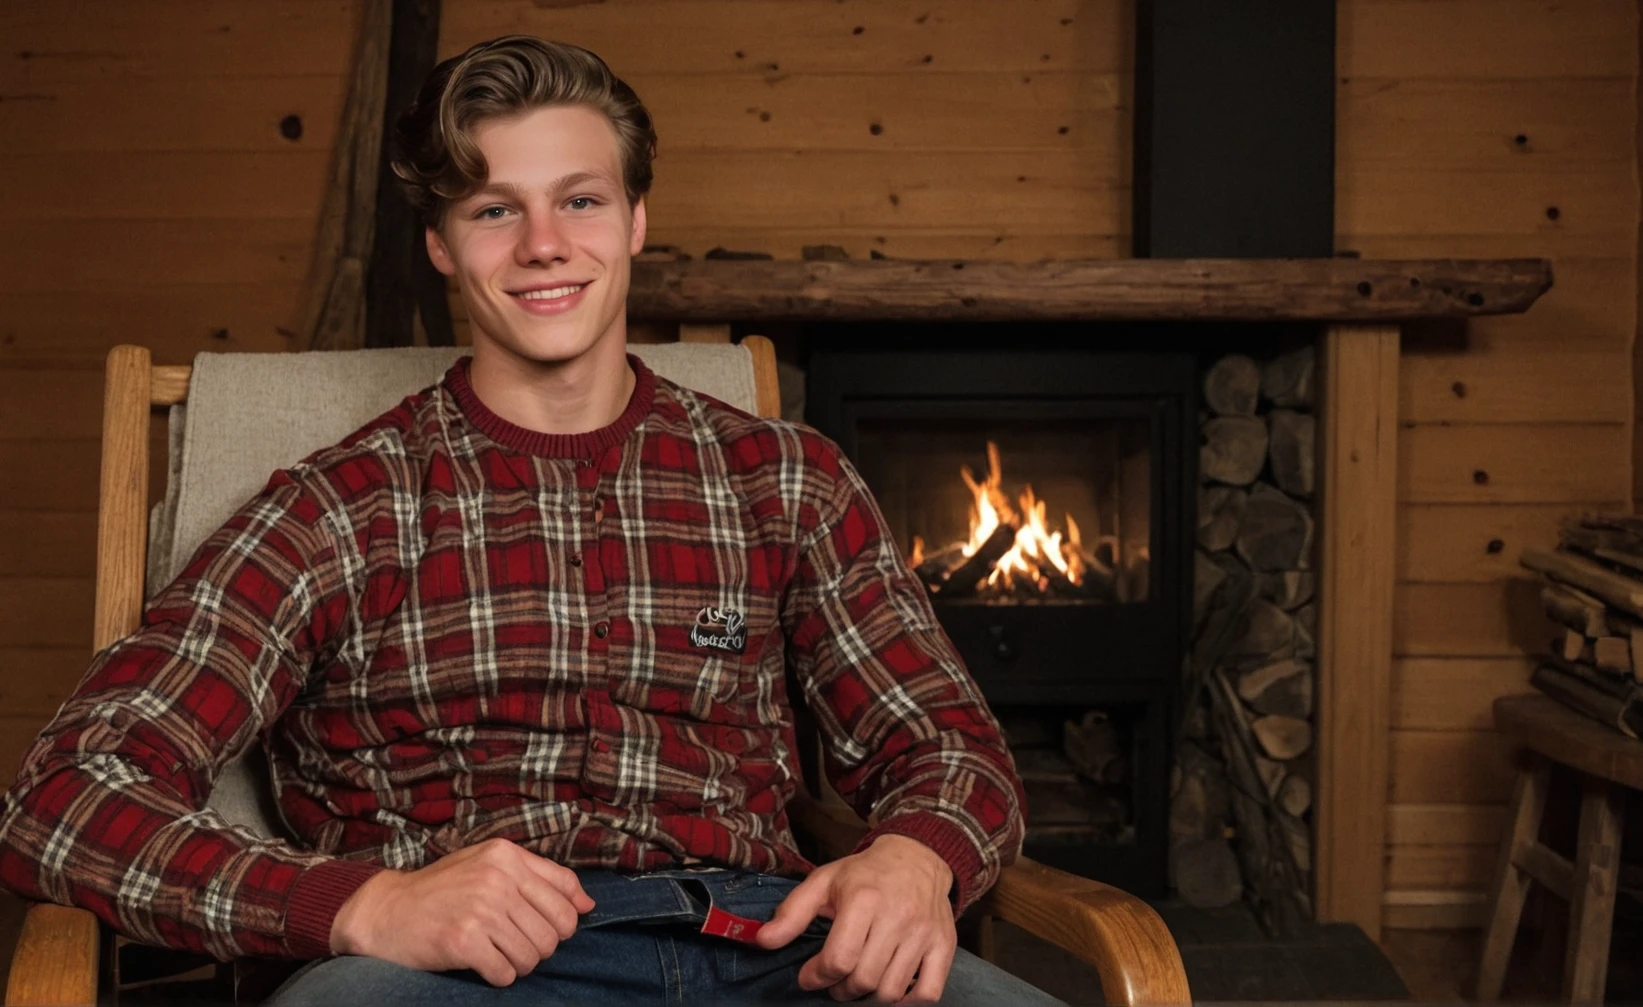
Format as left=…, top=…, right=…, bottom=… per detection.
left=1472, top=470, right=1490, bottom=485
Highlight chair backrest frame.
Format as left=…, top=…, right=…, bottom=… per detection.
left=93, top=338, right=782, bottom=651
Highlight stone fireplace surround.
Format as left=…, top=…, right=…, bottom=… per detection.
left=628, top=255, right=1553, bottom=941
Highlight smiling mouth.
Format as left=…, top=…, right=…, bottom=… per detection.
left=513, top=283, right=587, bottom=301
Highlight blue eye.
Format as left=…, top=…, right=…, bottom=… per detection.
left=476, top=205, right=509, bottom=220
left=568, top=197, right=596, bottom=210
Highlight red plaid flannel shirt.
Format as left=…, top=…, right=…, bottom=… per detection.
left=0, top=356, right=1024, bottom=961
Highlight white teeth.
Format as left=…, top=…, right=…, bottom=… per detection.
left=516, top=284, right=584, bottom=300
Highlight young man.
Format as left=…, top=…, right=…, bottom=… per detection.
left=0, top=36, right=1045, bottom=1005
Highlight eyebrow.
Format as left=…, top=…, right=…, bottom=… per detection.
left=464, top=171, right=617, bottom=202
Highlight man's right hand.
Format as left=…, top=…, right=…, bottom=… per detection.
left=329, top=837, right=596, bottom=986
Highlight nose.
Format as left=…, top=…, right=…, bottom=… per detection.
left=516, top=208, right=568, bottom=266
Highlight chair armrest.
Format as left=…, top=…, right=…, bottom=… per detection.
left=5, top=903, right=100, bottom=1006
left=788, top=795, right=1190, bottom=1005
left=980, top=859, right=1190, bottom=1007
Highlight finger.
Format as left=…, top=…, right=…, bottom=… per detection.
left=799, top=901, right=872, bottom=992
left=469, top=941, right=519, bottom=989
left=488, top=920, right=542, bottom=983
left=515, top=852, right=596, bottom=912
left=902, top=939, right=955, bottom=1005
left=875, top=938, right=926, bottom=1005
left=516, top=873, right=582, bottom=941
left=755, top=873, right=832, bottom=949
left=830, top=918, right=895, bottom=1002
left=507, top=899, right=562, bottom=960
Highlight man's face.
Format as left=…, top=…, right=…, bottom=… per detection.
left=426, top=104, right=646, bottom=368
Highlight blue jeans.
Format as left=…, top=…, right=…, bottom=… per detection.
left=267, top=868, right=1064, bottom=1005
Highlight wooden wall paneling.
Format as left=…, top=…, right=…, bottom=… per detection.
left=0, top=513, right=96, bottom=579
left=1391, top=658, right=1536, bottom=731
left=1400, top=350, right=1632, bottom=425
left=0, top=220, right=313, bottom=290
left=1395, top=581, right=1547, bottom=658
left=624, top=71, right=1125, bottom=152
left=1381, top=891, right=1489, bottom=930
left=1316, top=323, right=1400, bottom=939
left=0, top=427, right=166, bottom=514
left=440, top=0, right=1127, bottom=74
left=1397, top=423, right=1631, bottom=505
left=647, top=151, right=1126, bottom=232
left=1454, top=258, right=1636, bottom=351
left=0, top=285, right=304, bottom=366
left=1338, top=0, right=1637, bottom=80
left=0, top=716, right=46, bottom=788
left=1390, top=729, right=1518, bottom=804
left=0, top=152, right=332, bottom=221
left=1398, top=504, right=1617, bottom=583
left=1388, top=803, right=1511, bottom=846
left=0, top=0, right=363, bottom=85
left=0, top=368, right=104, bottom=441
left=1386, top=844, right=1499, bottom=889
left=1636, top=0, right=1643, bottom=511
left=0, top=649, right=82, bottom=717
left=1338, top=78, right=1635, bottom=169
left=0, top=579, right=92, bottom=649
left=1337, top=169, right=1633, bottom=256
left=0, top=74, right=349, bottom=154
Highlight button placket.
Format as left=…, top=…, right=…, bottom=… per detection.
left=580, top=464, right=615, bottom=689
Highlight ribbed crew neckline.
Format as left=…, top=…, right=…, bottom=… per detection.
left=443, top=353, right=657, bottom=459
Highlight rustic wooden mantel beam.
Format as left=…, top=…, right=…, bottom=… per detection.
left=628, top=257, right=1551, bottom=322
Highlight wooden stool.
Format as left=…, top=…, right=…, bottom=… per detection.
left=1475, top=694, right=1641, bottom=1004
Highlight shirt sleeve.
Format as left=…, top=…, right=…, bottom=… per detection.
left=0, top=468, right=386, bottom=961
left=779, top=438, right=1027, bottom=913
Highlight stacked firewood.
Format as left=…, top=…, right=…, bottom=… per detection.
left=1172, top=347, right=1317, bottom=935
left=1521, top=518, right=1643, bottom=738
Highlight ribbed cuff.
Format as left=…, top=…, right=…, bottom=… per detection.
left=851, top=811, right=986, bottom=914
left=283, top=859, right=386, bottom=959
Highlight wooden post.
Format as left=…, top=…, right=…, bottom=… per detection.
left=1314, top=322, right=1399, bottom=939
left=94, top=345, right=154, bottom=650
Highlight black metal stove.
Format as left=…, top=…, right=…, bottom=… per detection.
left=807, top=339, right=1197, bottom=895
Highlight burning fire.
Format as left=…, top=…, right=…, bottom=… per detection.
left=910, top=442, right=1107, bottom=595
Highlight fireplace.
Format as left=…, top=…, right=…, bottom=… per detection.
left=806, top=342, right=1197, bottom=895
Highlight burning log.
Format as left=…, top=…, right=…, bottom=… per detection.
left=913, top=542, right=966, bottom=584
left=928, top=524, right=1016, bottom=599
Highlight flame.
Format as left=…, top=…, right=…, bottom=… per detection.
left=953, top=442, right=1086, bottom=592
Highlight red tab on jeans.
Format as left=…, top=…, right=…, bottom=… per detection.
left=700, top=905, right=764, bottom=943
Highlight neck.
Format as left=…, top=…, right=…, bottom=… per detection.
left=466, top=331, right=635, bottom=436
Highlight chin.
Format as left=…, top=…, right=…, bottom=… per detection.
left=492, top=327, right=610, bottom=366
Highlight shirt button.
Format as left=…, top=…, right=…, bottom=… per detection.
left=591, top=739, right=610, bottom=753
left=569, top=553, right=583, bottom=568
left=593, top=621, right=610, bottom=639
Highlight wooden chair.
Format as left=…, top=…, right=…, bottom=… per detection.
left=1474, top=694, right=1641, bottom=1005
left=5, top=341, right=1190, bottom=1006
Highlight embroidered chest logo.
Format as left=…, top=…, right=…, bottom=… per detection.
left=690, top=606, right=747, bottom=655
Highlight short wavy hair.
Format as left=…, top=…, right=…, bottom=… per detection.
left=392, top=36, right=657, bottom=228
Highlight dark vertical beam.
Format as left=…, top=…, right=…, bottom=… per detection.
left=1134, top=1, right=1336, bottom=258
left=366, top=0, right=453, bottom=347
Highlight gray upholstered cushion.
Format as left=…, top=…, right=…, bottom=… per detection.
left=148, top=343, right=762, bottom=838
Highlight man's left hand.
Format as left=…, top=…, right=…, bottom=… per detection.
left=754, top=834, right=956, bottom=1004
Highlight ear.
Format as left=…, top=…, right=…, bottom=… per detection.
left=628, top=198, right=648, bottom=257
left=425, top=226, right=456, bottom=276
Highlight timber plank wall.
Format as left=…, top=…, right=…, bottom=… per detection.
left=0, top=0, right=1635, bottom=933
